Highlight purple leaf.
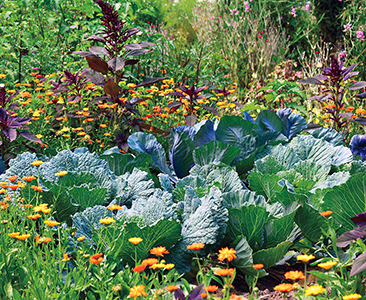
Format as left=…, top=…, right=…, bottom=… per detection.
left=349, top=81, right=366, bottom=91
left=298, top=76, right=325, bottom=85
left=86, top=56, right=109, bottom=75
left=194, top=86, right=207, bottom=94
left=134, top=77, right=166, bottom=88
left=19, top=131, right=43, bottom=144
left=308, top=94, right=333, bottom=101
left=344, top=71, right=359, bottom=81
left=168, top=101, right=183, bottom=109
left=202, top=105, right=221, bottom=117
left=125, top=43, right=142, bottom=50
left=89, top=46, right=108, bottom=55
left=356, top=92, right=366, bottom=99
left=125, top=28, right=140, bottom=38
left=169, top=92, right=185, bottom=98
left=188, top=285, right=204, bottom=300
left=185, top=115, right=197, bottom=127
left=107, top=57, right=125, bottom=71
left=350, top=212, right=366, bottom=228
left=84, top=36, right=106, bottom=43
left=339, top=113, right=353, bottom=120
left=125, top=59, right=139, bottom=66
left=350, top=251, right=366, bottom=277
left=354, top=118, right=366, bottom=125
left=2, top=128, right=17, bottom=142
left=350, top=134, right=366, bottom=160
left=337, top=227, right=366, bottom=248
left=125, top=49, right=151, bottom=57
left=83, top=69, right=106, bottom=86
left=342, top=63, right=359, bottom=77
left=73, top=51, right=98, bottom=57
left=174, top=289, right=185, bottom=300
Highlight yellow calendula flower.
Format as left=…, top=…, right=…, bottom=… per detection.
left=318, top=260, right=337, bottom=270
left=44, top=220, right=60, bottom=227
left=304, top=285, right=326, bottom=296
left=297, top=254, right=315, bottom=263
left=31, top=160, right=44, bottom=167
left=343, top=293, right=362, bottom=300
left=128, top=237, right=143, bottom=245
left=77, top=236, right=85, bottom=241
left=15, top=234, right=31, bottom=241
left=99, top=217, right=116, bottom=225
left=55, top=171, right=68, bottom=177
left=218, top=247, right=237, bottom=262
left=8, top=232, right=20, bottom=238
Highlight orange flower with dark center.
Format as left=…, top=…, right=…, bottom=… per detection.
left=218, top=247, right=237, bottom=262
left=215, top=268, right=235, bottom=277
left=165, top=285, right=179, bottom=292
left=284, top=270, right=305, bottom=281
left=321, top=211, right=333, bottom=217
left=128, top=285, right=147, bottom=299
left=203, top=285, right=219, bottom=292
left=8, top=176, right=17, bottom=182
left=274, top=283, right=294, bottom=292
left=141, top=258, right=159, bottom=266
left=187, top=243, right=205, bottom=251
left=133, top=264, right=147, bottom=273
left=253, top=264, right=264, bottom=270
left=150, top=246, right=169, bottom=257
left=89, top=253, right=104, bottom=265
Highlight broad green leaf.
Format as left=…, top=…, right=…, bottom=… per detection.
left=308, top=127, right=343, bottom=146
left=231, top=236, right=259, bottom=276
left=100, top=152, right=151, bottom=176
left=109, top=219, right=181, bottom=266
left=252, top=241, right=292, bottom=268
left=67, top=186, right=107, bottom=211
left=322, top=173, right=366, bottom=233
left=227, top=205, right=269, bottom=251
left=295, top=203, right=327, bottom=243
left=222, top=190, right=266, bottom=209
left=253, top=110, right=283, bottom=134
left=193, top=140, right=241, bottom=166
left=263, top=207, right=298, bottom=248
left=255, top=144, right=300, bottom=170
left=248, top=172, right=282, bottom=201
left=255, top=156, right=286, bottom=174
left=215, top=115, right=253, bottom=144
left=293, top=160, right=330, bottom=181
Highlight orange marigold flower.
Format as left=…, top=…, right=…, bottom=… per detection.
left=203, top=285, right=219, bottom=292
left=253, top=264, right=264, bottom=270
left=297, top=254, right=315, bottom=263
left=8, top=232, right=20, bottom=238
left=150, top=246, right=169, bottom=257
left=31, top=185, right=43, bottom=192
left=187, top=242, right=205, bottom=250
left=22, top=176, right=36, bottom=182
left=8, top=176, right=17, bottom=182
left=230, top=295, right=242, bottom=300
left=304, top=284, right=325, bottom=296
left=274, top=283, right=294, bottom=292
left=89, top=253, right=104, bottom=265
left=9, top=185, right=18, bottom=191
left=108, top=204, right=123, bottom=211
left=128, top=237, right=143, bottom=245
left=44, top=220, right=60, bottom=227
left=15, top=234, right=31, bottom=241
left=141, top=258, right=159, bottom=266
left=133, top=264, right=147, bottom=273
left=201, top=293, right=208, bottom=298
left=218, top=247, right=237, bottom=262
left=318, top=260, right=337, bottom=270
left=284, top=270, right=305, bottom=281
left=77, top=236, right=85, bottom=241
left=215, top=268, right=235, bottom=277
left=100, top=124, right=107, bottom=128
left=321, top=210, right=333, bottom=217
left=165, top=285, right=179, bottom=292
left=128, top=285, right=147, bottom=299
left=36, top=236, right=52, bottom=246
left=27, top=214, right=42, bottom=220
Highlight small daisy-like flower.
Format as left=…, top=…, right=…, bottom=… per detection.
left=44, top=220, right=60, bottom=227
left=304, top=285, right=326, bottom=296
left=253, top=264, right=264, bottom=270
left=274, top=283, right=295, bottom=292
left=31, top=160, right=44, bottom=167
left=133, top=264, right=146, bottom=273
left=343, top=293, right=362, bottom=300
left=128, top=285, right=147, bottom=299
left=89, top=253, right=104, bottom=265
left=284, top=270, right=305, bottom=281
left=31, top=185, right=43, bottom=192
left=27, top=214, right=42, bottom=220
left=297, top=254, right=315, bottom=263
left=187, top=242, right=205, bottom=250
left=128, top=237, right=143, bottom=245
left=15, top=234, right=31, bottom=241
left=22, top=176, right=36, bottom=182
left=8, top=232, right=20, bottom=238
left=141, top=258, right=159, bottom=266
left=99, top=217, right=116, bottom=225
left=218, top=247, right=237, bottom=262
left=165, top=285, right=179, bottom=292
left=108, top=204, right=123, bottom=211
left=165, top=263, right=175, bottom=270
left=77, top=236, right=85, bottom=241
left=8, top=176, right=17, bottom=182
left=203, top=285, right=219, bottom=292
left=318, top=260, right=337, bottom=270
left=215, top=268, right=235, bottom=277
left=55, top=171, right=68, bottom=177
left=321, top=210, right=333, bottom=217
left=150, top=246, right=169, bottom=257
